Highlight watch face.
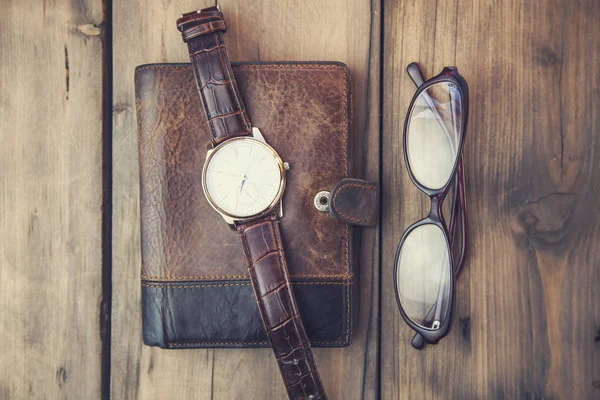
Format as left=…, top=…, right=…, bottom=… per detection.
left=203, top=138, right=284, bottom=218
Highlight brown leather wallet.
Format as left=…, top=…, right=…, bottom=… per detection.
left=136, top=60, right=379, bottom=342
left=136, top=60, right=379, bottom=348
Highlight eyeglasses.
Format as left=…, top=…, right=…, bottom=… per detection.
left=393, top=62, right=469, bottom=350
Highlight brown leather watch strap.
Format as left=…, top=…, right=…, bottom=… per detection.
left=238, top=214, right=327, bottom=400
left=177, top=6, right=252, bottom=144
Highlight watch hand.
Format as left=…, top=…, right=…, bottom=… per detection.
left=240, top=148, right=254, bottom=181
left=209, top=170, right=245, bottom=179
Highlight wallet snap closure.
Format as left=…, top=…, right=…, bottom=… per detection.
left=329, top=178, right=379, bottom=227
left=314, top=191, right=331, bottom=212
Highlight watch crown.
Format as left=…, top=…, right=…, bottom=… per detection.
left=283, top=162, right=290, bottom=171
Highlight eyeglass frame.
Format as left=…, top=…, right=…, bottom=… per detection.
left=392, top=63, right=469, bottom=346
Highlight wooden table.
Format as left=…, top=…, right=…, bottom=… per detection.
left=1, top=1, right=599, bottom=399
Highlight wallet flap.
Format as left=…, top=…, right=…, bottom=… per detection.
left=330, top=179, right=379, bottom=227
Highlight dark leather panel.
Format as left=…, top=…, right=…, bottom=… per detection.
left=330, top=178, right=379, bottom=227
left=141, top=279, right=351, bottom=348
left=237, top=215, right=326, bottom=399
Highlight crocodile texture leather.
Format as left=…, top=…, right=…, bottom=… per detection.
left=238, top=214, right=327, bottom=400
left=177, top=7, right=328, bottom=399
left=177, top=6, right=252, bottom=144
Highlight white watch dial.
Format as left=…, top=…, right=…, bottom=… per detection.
left=204, top=139, right=283, bottom=218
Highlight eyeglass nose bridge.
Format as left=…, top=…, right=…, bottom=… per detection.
left=428, top=194, right=444, bottom=222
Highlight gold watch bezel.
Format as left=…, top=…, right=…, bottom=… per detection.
left=202, top=137, right=286, bottom=222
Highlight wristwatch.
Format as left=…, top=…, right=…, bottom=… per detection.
left=177, top=6, right=327, bottom=400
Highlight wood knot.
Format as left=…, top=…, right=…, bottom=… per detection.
left=113, top=103, right=130, bottom=114
left=56, top=366, right=67, bottom=387
left=459, top=316, right=471, bottom=342
left=537, top=45, right=561, bottom=66
left=77, top=24, right=102, bottom=37
left=514, top=192, right=580, bottom=250
left=518, top=211, right=538, bottom=228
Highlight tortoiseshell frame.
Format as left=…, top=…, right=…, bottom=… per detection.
left=393, top=63, right=469, bottom=347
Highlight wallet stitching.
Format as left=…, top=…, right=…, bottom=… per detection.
left=135, top=64, right=348, bottom=73
left=345, top=280, right=350, bottom=343
left=332, top=182, right=377, bottom=225
left=143, top=283, right=248, bottom=288
left=166, top=339, right=346, bottom=346
left=140, top=273, right=353, bottom=281
left=342, top=67, right=350, bottom=277
left=168, top=341, right=270, bottom=346
left=141, top=281, right=351, bottom=289
left=141, top=274, right=247, bottom=280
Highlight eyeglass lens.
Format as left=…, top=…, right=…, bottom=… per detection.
left=406, top=81, right=463, bottom=190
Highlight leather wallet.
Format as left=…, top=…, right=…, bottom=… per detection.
left=135, top=62, right=378, bottom=349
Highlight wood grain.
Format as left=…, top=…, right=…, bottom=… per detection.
left=0, top=1, right=105, bottom=399
left=110, top=1, right=380, bottom=399
left=3, top=0, right=596, bottom=398
left=381, top=0, right=600, bottom=399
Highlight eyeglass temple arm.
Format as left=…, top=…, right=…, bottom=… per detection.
left=407, top=62, right=426, bottom=87
left=454, top=160, right=467, bottom=276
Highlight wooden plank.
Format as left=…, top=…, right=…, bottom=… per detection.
left=381, top=0, right=600, bottom=399
left=111, top=1, right=379, bottom=399
left=0, top=1, right=105, bottom=399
